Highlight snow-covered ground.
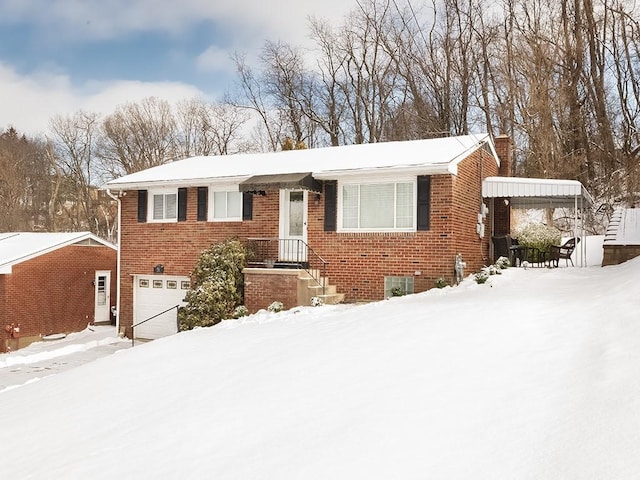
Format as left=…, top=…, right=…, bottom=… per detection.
left=0, top=326, right=130, bottom=392
left=1, top=249, right=639, bottom=479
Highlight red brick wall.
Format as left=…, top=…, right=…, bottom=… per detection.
left=0, top=245, right=117, bottom=352
left=493, top=135, right=512, bottom=236
left=118, top=188, right=281, bottom=331
left=244, top=270, right=299, bottom=313
left=118, top=147, right=500, bottom=323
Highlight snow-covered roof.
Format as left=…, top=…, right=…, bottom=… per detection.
left=482, top=176, right=594, bottom=208
left=0, top=232, right=116, bottom=274
left=103, top=134, right=496, bottom=190
left=603, top=207, right=640, bottom=246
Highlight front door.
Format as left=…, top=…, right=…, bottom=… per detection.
left=94, top=270, right=111, bottom=323
left=279, top=190, right=308, bottom=262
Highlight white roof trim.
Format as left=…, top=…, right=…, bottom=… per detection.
left=103, top=134, right=497, bottom=190
left=482, top=176, right=594, bottom=208
left=0, top=232, right=116, bottom=274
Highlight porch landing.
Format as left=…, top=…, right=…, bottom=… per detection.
left=243, top=267, right=344, bottom=313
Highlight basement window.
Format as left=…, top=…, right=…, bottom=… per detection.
left=384, top=276, right=414, bottom=299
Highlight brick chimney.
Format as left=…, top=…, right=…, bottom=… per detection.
left=494, top=135, right=512, bottom=177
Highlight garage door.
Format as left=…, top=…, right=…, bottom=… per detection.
left=133, top=275, right=190, bottom=340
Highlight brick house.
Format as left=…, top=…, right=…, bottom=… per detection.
left=103, top=133, right=512, bottom=339
left=0, top=232, right=117, bottom=352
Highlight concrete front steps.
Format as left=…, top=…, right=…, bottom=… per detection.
left=298, top=269, right=345, bottom=306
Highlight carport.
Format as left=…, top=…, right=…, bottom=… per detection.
left=482, top=177, right=595, bottom=266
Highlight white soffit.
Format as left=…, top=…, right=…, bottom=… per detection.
left=482, top=177, right=594, bottom=209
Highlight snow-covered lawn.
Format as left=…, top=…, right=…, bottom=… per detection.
left=1, top=257, right=639, bottom=479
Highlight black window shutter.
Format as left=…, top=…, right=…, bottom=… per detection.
left=242, top=192, right=253, bottom=220
left=324, top=180, right=337, bottom=231
left=137, top=190, right=148, bottom=223
left=197, top=187, right=208, bottom=221
left=178, top=188, right=187, bottom=222
left=417, top=175, right=431, bottom=231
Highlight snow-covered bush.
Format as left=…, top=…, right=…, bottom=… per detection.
left=267, top=301, right=284, bottom=313
left=310, top=296, right=324, bottom=307
left=474, top=270, right=490, bottom=284
left=178, top=238, right=247, bottom=330
left=434, top=277, right=448, bottom=288
left=390, top=286, right=405, bottom=297
left=514, top=223, right=561, bottom=254
left=486, top=264, right=502, bottom=275
left=495, top=256, right=510, bottom=269
left=233, top=305, right=249, bottom=319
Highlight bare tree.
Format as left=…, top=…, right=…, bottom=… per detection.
left=49, top=111, right=116, bottom=237
left=175, top=98, right=251, bottom=157
left=0, top=128, right=51, bottom=231
left=99, top=97, right=178, bottom=176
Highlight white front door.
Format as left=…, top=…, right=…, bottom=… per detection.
left=279, top=190, right=308, bottom=262
left=94, top=271, right=111, bottom=323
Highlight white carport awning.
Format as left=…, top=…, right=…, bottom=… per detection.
left=483, top=176, right=594, bottom=267
left=482, top=177, right=594, bottom=209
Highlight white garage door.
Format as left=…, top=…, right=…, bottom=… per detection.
left=133, top=275, right=190, bottom=340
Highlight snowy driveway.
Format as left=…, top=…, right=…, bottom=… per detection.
left=0, top=326, right=130, bottom=392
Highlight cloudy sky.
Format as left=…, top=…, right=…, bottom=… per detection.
left=0, top=0, right=357, bottom=135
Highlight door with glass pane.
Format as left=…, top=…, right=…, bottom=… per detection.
left=279, top=190, right=308, bottom=262
left=94, top=270, right=111, bottom=323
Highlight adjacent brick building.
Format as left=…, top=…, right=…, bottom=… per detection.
left=0, top=232, right=117, bottom=352
left=104, top=133, right=511, bottom=339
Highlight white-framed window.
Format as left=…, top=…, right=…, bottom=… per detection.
left=339, top=179, right=415, bottom=231
left=209, top=188, right=242, bottom=221
left=149, top=189, right=177, bottom=222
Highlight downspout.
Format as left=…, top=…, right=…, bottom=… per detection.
left=106, top=188, right=122, bottom=335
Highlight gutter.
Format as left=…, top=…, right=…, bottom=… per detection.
left=106, top=189, right=123, bottom=336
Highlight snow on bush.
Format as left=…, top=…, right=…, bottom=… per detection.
left=514, top=223, right=561, bottom=253
left=178, top=239, right=247, bottom=330
left=495, top=256, right=510, bottom=269
left=474, top=270, right=490, bottom=284
left=310, top=296, right=324, bottom=307
left=267, top=301, right=284, bottom=313
left=233, top=305, right=249, bottom=318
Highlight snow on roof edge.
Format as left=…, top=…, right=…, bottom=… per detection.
left=0, top=232, right=116, bottom=273
left=102, top=134, right=495, bottom=190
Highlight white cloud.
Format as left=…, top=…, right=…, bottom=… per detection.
left=196, top=45, right=236, bottom=74
left=0, top=0, right=356, bottom=46
left=0, top=63, right=204, bottom=136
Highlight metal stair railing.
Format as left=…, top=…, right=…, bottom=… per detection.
left=130, top=304, right=180, bottom=347
left=246, top=238, right=328, bottom=295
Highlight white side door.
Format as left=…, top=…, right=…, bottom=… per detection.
left=94, top=271, right=111, bottom=323
left=279, top=190, right=308, bottom=262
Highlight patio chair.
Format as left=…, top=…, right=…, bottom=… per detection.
left=492, top=235, right=526, bottom=266
left=548, top=237, right=580, bottom=267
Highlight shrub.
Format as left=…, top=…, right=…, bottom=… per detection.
left=514, top=223, right=561, bottom=254
left=178, top=238, right=247, bottom=330
left=310, top=296, right=324, bottom=307
left=495, top=256, right=510, bottom=269
left=474, top=270, right=490, bottom=284
left=486, top=264, right=502, bottom=275
left=233, top=305, right=249, bottom=319
left=267, top=301, right=284, bottom=312
left=434, top=277, right=448, bottom=288
left=391, top=286, right=405, bottom=297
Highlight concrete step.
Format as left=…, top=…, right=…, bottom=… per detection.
left=318, top=293, right=345, bottom=305
left=307, top=284, right=337, bottom=296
